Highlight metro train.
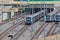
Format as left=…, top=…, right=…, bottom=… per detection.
left=25, top=10, right=47, bottom=25
left=54, top=12, right=60, bottom=24
left=44, top=10, right=59, bottom=22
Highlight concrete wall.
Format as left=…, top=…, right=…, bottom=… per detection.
left=11, top=12, right=14, bottom=18
left=2, top=13, right=8, bottom=20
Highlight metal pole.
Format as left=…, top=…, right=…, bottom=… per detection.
left=2, top=12, right=3, bottom=24
left=44, top=1, right=46, bottom=40
left=30, top=6, right=34, bottom=40
left=56, top=26, right=58, bottom=40
left=32, top=7, right=33, bottom=14
left=44, top=29, right=45, bottom=40
left=56, top=31, right=58, bottom=40
left=14, top=0, right=19, bottom=40
left=56, top=24, right=60, bottom=40
left=44, top=5, right=46, bottom=39
left=21, top=10, right=22, bottom=17
left=8, top=2, right=13, bottom=40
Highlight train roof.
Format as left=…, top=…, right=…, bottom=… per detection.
left=55, top=12, right=60, bottom=15
left=26, top=10, right=47, bottom=17
left=47, top=10, right=59, bottom=16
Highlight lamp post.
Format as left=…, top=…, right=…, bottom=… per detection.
left=43, top=2, right=46, bottom=40
left=56, top=23, right=60, bottom=40
left=21, top=10, right=22, bottom=17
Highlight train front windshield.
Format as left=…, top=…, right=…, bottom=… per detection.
left=46, top=15, right=50, bottom=21
left=55, top=15, right=60, bottom=21
left=26, top=17, right=31, bottom=23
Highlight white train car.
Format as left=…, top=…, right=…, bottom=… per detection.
left=44, top=10, right=59, bottom=22
left=54, top=12, right=60, bottom=24
left=25, top=10, right=47, bottom=25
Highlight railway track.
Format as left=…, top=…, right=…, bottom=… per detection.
left=49, top=24, right=58, bottom=35
left=52, top=24, right=60, bottom=35
left=0, top=15, right=21, bottom=26
left=46, top=23, right=58, bottom=36
left=31, top=22, right=56, bottom=40
left=46, top=23, right=55, bottom=36
left=9, top=20, right=44, bottom=40
left=30, top=22, right=49, bottom=40
left=0, top=18, right=24, bottom=40
left=11, top=25, right=30, bottom=40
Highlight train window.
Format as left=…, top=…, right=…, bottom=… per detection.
left=46, top=15, right=50, bottom=20
left=46, top=17, right=50, bottom=19
left=46, top=15, right=50, bottom=18
left=56, top=18, right=59, bottom=19
left=26, top=17, right=31, bottom=20
left=46, top=18, right=50, bottom=20
left=26, top=17, right=31, bottom=22
left=56, top=15, right=59, bottom=18
left=55, top=15, right=60, bottom=21
left=55, top=18, right=59, bottom=21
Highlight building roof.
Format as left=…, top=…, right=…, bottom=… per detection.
left=0, top=8, right=18, bottom=12
left=0, top=0, right=60, bottom=4
left=55, top=12, right=60, bottom=15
